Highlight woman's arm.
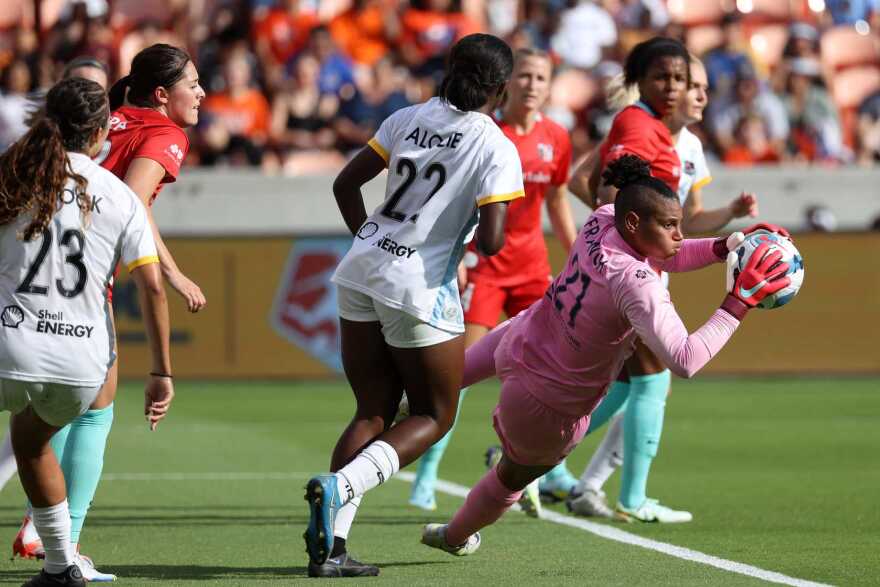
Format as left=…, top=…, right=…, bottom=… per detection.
left=545, top=184, right=577, bottom=251
left=332, top=146, right=387, bottom=235
left=682, top=186, right=758, bottom=235
left=124, top=158, right=206, bottom=312
left=568, top=149, right=600, bottom=208
left=474, top=201, right=510, bottom=256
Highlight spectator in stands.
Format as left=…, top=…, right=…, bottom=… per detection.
left=198, top=49, right=272, bottom=167
left=782, top=57, right=843, bottom=162
left=723, top=113, right=781, bottom=166
left=252, top=0, right=319, bottom=91
left=612, top=0, right=669, bottom=34
left=334, top=55, right=413, bottom=153
left=856, top=89, right=880, bottom=164
left=306, top=25, right=356, bottom=98
left=550, top=0, right=617, bottom=70
left=711, top=61, right=789, bottom=158
left=269, top=54, right=341, bottom=169
left=329, top=0, right=400, bottom=67
left=0, top=58, right=34, bottom=152
left=579, top=60, right=624, bottom=152
left=400, top=0, right=480, bottom=89
left=703, top=12, right=755, bottom=102
left=771, top=21, right=821, bottom=94
left=821, top=0, right=880, bottom=27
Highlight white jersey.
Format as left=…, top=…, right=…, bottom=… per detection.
left=332, top=97, right=524, bottom=332
left=0, top=152, right=157, bottom=386
left=675, top=126, right=711, bottom=205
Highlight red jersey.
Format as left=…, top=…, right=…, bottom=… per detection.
left=599, top=103, right=680, bottom=192
left=96, top=106, right=189, bottom=205
left=468, top=113, right=572, bottom=286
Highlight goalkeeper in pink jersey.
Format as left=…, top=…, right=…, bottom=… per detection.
left=421, top=154, right=792, bottom=556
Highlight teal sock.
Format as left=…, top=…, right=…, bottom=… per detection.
left=587, top=380, right=631, bottom=435
left=619, top=371, right=670, bottom=509
left=542, top=460, right=573, bottom=483
left=60, top=404, right=114, bottom=544
left=412, top=388, right=467, bottom=491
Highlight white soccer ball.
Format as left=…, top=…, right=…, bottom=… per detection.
left=727, top=230, right=805, bottom=310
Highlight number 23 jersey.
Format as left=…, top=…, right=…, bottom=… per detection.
left=332, top=97, right=525, bottom=332
left=0, top=153, right=158, bottom=387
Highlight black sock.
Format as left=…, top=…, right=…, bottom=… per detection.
left=330, top=537, right=346, bottom=558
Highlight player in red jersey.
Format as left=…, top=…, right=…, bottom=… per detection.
left=407, top=48, right=578, bottom=515
left=12, top=45, right=204, bottom=580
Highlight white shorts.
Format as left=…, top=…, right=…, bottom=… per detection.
left=0, top=379, right=100, bottom=427
left=337, top=286, right=459, bottom=349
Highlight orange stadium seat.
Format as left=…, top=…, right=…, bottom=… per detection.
left=820, top=26, right=880, bottom=73
left=0, top=0, right=65, bottom=31
left=743, top=0, right=795, bottom=22
left=686, top=25, right=724, bottom=56
left=828, top=65, right=880, bottom=147
left=667, top=0, right=725, bottom=26
left=549, top=68, right=597, bottom=113
left=749, top=24, right=789, bottom=69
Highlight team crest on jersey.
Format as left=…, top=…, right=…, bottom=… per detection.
left=165, top=144, right=184, bottom=164
left=537, top=143, right=554, bottom=162
left=270, top=238, right=351, bottom=372
left=684, top=161, right=696, bottom=176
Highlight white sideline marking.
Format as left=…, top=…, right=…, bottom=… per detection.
left=101, top=472, right=310, bottom=482
left=396, top=471, right=832, bottom=587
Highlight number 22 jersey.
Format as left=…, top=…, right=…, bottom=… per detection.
left=0, top=153, right=158, bottom=387
left=332, top=97, right=525, bottom=332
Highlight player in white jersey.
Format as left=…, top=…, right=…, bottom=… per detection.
left=303, top=34, right=523, bottom=578
left=0, top=78, right=174, bottom=587
left=567, top=57, right=761, bottom=521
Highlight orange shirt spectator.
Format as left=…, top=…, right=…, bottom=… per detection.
left=329, top=0, right=399, bottom=66
left=401, top=2, right=480, bottom=64
left=202, top=89, right=271, bottom=141
left=253, top=1, right=319, bottom=66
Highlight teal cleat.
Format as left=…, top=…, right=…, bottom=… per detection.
left=408, top=479, right=437, bottom=511
left=303, top=474, right=342, bottom=565
left=538, top=467, right=579, bottom=503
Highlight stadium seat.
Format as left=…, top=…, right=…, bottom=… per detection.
left=742, top=0, right=795, bottom=22
left=0, top=0, right=64, bottom=31
left=686, top=25, right=724, bottom=57
left=749, top=24, right=788, bottom=69
left=829, top=65, right=880, bottom=109
left=549, top=68, right=596, bottom=113
left=820, top=26, right=880, bottom=73
left=667, top=0, right=725, bottom=26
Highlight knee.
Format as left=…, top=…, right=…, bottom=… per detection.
left=352, top=413, right=389, bottom=434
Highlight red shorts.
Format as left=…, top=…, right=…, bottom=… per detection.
left=493, top=374, right=589, bottom=466
left=461, top=274, right=551, bottom=329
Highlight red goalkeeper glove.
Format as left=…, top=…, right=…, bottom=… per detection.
left=742, top=223, right=791, bottom=239
left=721, top=241, right=791, bottom=319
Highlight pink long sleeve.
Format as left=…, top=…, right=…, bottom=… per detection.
left=655, top=238, right=721, bottom=273
left=613, top=272, right=740, bottom=378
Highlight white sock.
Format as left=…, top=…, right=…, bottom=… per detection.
left=578, top=413, right=624, bottom=494
left=335, top=440, right=400, bottom=504
left=31, top=501, right=74, bottom=574
left=334, top=496, right=361, bottom=540
left=0, top=429, right=17, bottom=491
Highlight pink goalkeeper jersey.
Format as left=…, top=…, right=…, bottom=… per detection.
left=494, top=205, right=740, bottom=417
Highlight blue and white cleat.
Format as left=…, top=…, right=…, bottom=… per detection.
left=408, top=480, right=437, bottom=511
left=303, top=474, right=342, bottom=565
left=538, top=468, right=579, bottom=503
left=75, top=553, right=117, bottom=582
left=616, top=498, right=693, bottom=523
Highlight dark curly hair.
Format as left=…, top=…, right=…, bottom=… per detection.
left=0, top=77, right=108, bottom=240
left=623, top=36, right=690, bottom=87
left=604, top=155, right=678, bottom=225
left=439, top=34, right=513, bottom=112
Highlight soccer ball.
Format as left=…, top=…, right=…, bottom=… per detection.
left=727, top=230, right=805, bottom=309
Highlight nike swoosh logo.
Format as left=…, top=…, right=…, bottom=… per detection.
left=738, top=281, right=766, bottom=298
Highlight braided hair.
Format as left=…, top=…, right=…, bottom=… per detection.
left=0, top=78, right=108, bottom=240
left=439, top=34, right=513, bottom=112
left=603, top=155, right=678, bottom=226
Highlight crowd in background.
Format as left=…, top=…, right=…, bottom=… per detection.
left=1, top=0, right=880, bottom=175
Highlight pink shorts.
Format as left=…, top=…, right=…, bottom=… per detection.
left=492, top=373, right=589, bottom=467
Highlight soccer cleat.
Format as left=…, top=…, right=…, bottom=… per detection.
left=538, top=468, right=579, bottom=503
left=308, top=552, right=379, bottom=578
left=408, top=480, right=437, bottom=511
left=75, top=552, right=117, bottom=582
left=566, top=488, right=616, bottom=519
left=303, top=474, right=342, bottom=565
left=484, top=445, right=502, bottom=470
left=421, top=524, right=480, bottom=556
left=21, top=565, right=85, bottom=587
left=394, top=394, right=410, bottom=425
left=616, top=498, right=693, bottom=523
left=518, top=479, right=543, bottom=519
left=13, top=515, right=45, bottom=560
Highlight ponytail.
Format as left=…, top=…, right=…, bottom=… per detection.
left=108, top=74, right=131, bottom=110
left=605, top=73, right=641, bottom=111
left=439, top=34, right=513, bottom=112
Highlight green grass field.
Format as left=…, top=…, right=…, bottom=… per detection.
left=0, top=378, right=877, bottom=586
